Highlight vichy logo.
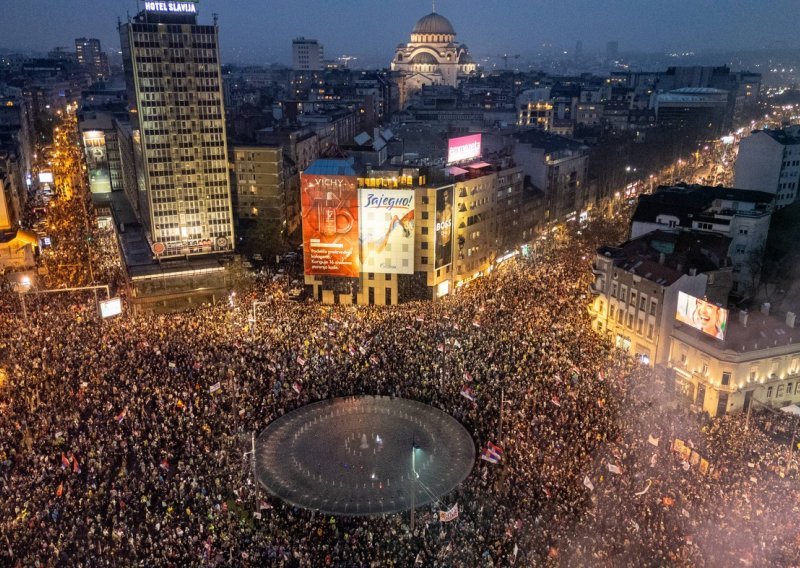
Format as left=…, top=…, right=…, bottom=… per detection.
left=364, top=193, right=412, bottom=210
left=311, top=177, right=346, bottom=188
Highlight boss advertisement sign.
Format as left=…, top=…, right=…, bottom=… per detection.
left=359, top=189, right=415, bottom=274
left=301, top=174, right=360, bottom=277
left=435, top=186, right=454, bottom=269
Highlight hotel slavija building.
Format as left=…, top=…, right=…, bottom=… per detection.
left=119, top=0, right=234, bottom=258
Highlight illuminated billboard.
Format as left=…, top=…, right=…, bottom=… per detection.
left=434, top=186, right=454, bottom=270
left=99, top=297, right=122, bottom=319
left=82, top=130, right=111, bottom=194
left=301, top=174, right=360, bottom=277
left=675, top=291, right=728, bottom=340
left=359, top=189, right=415, bottom=274
left=447, top=134, right=482, bottom=164
left=38, top=172, right=54, bottom=184
left=144, top=1, right=197, bottom=14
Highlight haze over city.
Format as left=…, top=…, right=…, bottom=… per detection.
left=2, top=0, right=800, bottom=64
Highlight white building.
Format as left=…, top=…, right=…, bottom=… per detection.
left=119, top=6, right=235, bottom=258
left=292, top=37, right=323, bottom=72
left=734, top=126, right=800, bottom=209
left=391, top=12, right=477, bottom=108
left=630, top=184, right=774, bottom=297
left=669, top=309, right=800, bottom=417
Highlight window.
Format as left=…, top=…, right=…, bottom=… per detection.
left=610, top=305, right=616, bottom=320
left=385, top=288, right=392, bottom=305
left=787, top=382, right=793, bottom=395
left=721, top=372, right=730, bottom=386
left=421, top=257, right=428, bottom=264
left=701, top=363, right=709, bottom=376
left=619, top=287, right=627, bottom=303
left=630, top=291, right=637, bottom=306
left=640, top=296, right=647, bottom=310
left=777, top=385, right=784, bottom=398
left=637, top=319, right=644, bottom=334
left=421, top=227, right=428, bottom=235
left=680, top=352, right=687, bottom=364
left=385, top=274, right=392, bottom=281
left=647, top=323, right=654, bottom=339
left=738, top=228, right=748, bottom=235
left=368, top=287, right=375, bottom=304
left=611, top=282, right=618, bottom=298
left=735, top=244, right=747, bottom=254
left=421, top=242, right=429, bottom=250
left=650, top=300, right=657, bottom=316
left=368, top=273, right=375, bottom=280
left=627, top=314, right=634, bottom=328
left=767, top=386, right=773, bottom=398
left=421, top=211, right=429, bottom=220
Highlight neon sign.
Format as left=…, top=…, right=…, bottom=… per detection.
left=144, top=1, right=198, bottom=14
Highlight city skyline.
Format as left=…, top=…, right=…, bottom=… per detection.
left=2, top=0, right=800, bottom=65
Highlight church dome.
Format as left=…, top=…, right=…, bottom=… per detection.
left=412, top=13, right=455, bottom=36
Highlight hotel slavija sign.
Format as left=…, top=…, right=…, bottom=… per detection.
left=301, top=174, right=360, bottom=277
left=144, top=1, right=198, bottom=14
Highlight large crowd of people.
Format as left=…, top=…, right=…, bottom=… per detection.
left=2, top=221, right=799, bottom=566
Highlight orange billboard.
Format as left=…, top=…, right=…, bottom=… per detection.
left=301, top=174, right=360, bottom=277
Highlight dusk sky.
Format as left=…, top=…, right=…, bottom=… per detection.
left=2, top=0, right=799, bottom=65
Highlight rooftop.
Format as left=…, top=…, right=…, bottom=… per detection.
left=675, top=309, right=799, bottom=354
left=599, top=229, right=731, bottom=286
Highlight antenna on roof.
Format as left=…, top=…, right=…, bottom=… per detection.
left=432, top=0, right=436, bottom=13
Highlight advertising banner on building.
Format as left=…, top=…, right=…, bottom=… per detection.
left=82, top=130, right=112, bottom=194
left=359, top=188, right=415, bottom=274
left=434, top=186, right=454, bottom=270
left=301, top=174, right=360, bottom=277
left=675, top=291, right=728, bottom=340
left=447, top=134, right=482, bottom=164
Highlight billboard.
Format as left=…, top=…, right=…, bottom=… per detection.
left=434, top=186, right=454, bottom=270
left=99, top=297, right=122, bottom=319
left=359, top=188, right=415, bottom=274
left=301, top=174, right=360, bottom=277
left=82, top=130, right=111, bottom=194
left=447, top=134, right=482, bottom=164
left=675, top=291, right=728, bottom=340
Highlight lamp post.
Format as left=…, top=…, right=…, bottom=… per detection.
left=410, top=442, right=419, bottom=532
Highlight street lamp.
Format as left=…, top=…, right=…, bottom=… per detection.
left=410, top=442, right=420, bottom=532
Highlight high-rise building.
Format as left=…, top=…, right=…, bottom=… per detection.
left=734, top=126, right=800, bottom=209
left=119, top=2, right=235, bottom=258
left=292, top=37, right=323, bottom=71
left=605, top=40, right=619, bottom=62
left=75, top=38, right=110, bottom=81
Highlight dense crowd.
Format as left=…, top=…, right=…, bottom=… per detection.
left=1, top=226, right=799, bottom=566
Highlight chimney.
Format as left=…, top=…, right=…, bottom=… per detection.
left=689, top=267, right=697, bottom=276
left=761, top=302, right=771, bottom=316
left=739, top=310, right=749, bottom=327
left=787, top=312, right=796, bottom=328
left=659, top=252, right=665, bottom=265
left=676, top=263, right=683, bottom=273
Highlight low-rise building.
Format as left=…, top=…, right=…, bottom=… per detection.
left=668, top=308, right=800, bottom=417
left=589, top=229, right=732, bottom=366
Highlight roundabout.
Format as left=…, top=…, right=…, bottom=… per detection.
left=254, top=395, right=475, bottom=516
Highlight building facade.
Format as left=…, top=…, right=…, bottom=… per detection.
left=734, top=126, right=800, bottom=209
left=669, top=310, right=800, bottom=417
left=75, top=38, right=110, bottom=82
left=119, top=5, right=235, bottom=258
left=589, top=230, right=732, bottom=366
left=292, top=38, right=323, bottom=72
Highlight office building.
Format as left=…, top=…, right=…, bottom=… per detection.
left=119, top=3, right=234, bottom=257
left=75, top=38, right=110, bottom=81
left=292, top=38, right=324, bottom=72
left=734, top=126, right=800, bottom=209
left=232, top=144, right=286, bottom=253
left=301, top=157, right=528, bottom=305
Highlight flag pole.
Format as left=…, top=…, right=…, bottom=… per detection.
left=498, top=387, right=505, bottom=441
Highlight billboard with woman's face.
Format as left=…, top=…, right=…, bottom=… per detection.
left=675, top=292, right=728, bottom=340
